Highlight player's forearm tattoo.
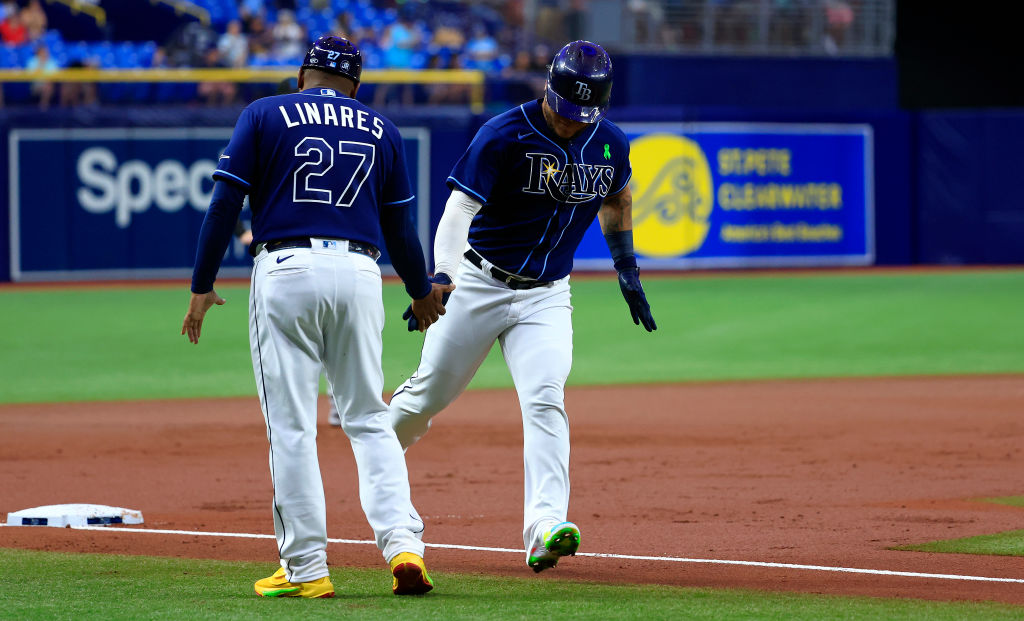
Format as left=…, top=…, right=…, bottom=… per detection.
left=599, top=185, right=633, bottom=233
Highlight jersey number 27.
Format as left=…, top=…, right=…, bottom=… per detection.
left=293, top=137, right=376, bottom=208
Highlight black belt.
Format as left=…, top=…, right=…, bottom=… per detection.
left=253, top=237, right=380, bottom=261
left=464, top=249, right=552, bottom=290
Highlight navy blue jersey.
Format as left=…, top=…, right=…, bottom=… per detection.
left=447, top=99, right=631, bottom=281
left=214, top=87, right=414, bottom=248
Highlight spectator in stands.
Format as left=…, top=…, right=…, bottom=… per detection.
left=628, top=0, right=667, bottom=45
left=151, top=45, right=169, bottom=68
left=0, top=4, right=27, bottom=45
left=333, top=12, right=353, bottom=39
left=272, top=9, right=306, bottom=60
left=767, top=0, right=805, bottom=48
left=59, top=59, right=98, bottom=108
left=565, top=0, right=586, bottom=42
left=372, top=11, right=425, bottom=106
left=21, top=0, right=46, bottom=41
left=823, top=0, right=854, bottom=55
left=530, top=43, right=551, bottom=72
left=26, top=42, right=57, bottom=109
left=167, top=21, right=217, bottom=67
left=504, top=48, right=545, bottom=98
left=218, top=19, right=249, bottom=68
left=426, top=51, right=469, bottom=105
left=197, top=47, right=237, bottom=105
left=464, top=24, right=498, bottom=68
left=430, top=19, right=465, bottom=53
left=239, top=0, right=263, bottom=17
left=534, top=0, right=565, bottom=43
left=245, top=14, right=275, bottom=58
left=382, top=11, right=420, bottom=68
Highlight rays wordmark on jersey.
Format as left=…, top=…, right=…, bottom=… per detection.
left=522, top=152, right=615, bottom=204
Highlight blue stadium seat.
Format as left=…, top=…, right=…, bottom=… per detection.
left=409, top=51, right=429, bottom=70
left=16, top=44, right=34, bottom=66
left=0, top=45, right=17, bottom=68
left=88, top=41, right=113, bottom=60
left=64, top=41, right=89, bottom=63
left=137, top=41, right=157, bottom=67
left=47, top=39, right=65, bottom=57
left=41, top=30, right=63, bottom=46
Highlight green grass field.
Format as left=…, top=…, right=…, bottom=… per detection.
left=1, top=549, right=1021, bottom=621
left=3, top=270, right=1023, bottom=618
left=897, top=530, right=1024, bottom=558
left=982, top=496, right=1024, bottom=509
left=2, top=270, right=1023, bottom=403
left=892, top=498, right=1024, bottom=557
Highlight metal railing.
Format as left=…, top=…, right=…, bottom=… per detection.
left=43, top=0, right=107, bottom=27
left=0, top=67, right=487, bottom=112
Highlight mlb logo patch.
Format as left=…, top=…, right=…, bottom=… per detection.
left=322, top=240, right=338, bottom=250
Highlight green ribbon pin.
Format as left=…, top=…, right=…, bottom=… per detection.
left=603, top=144, right=611, bottom=160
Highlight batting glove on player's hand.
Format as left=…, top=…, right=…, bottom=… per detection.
left=404, top=273, right=454, bottom=332
left=617, top=268, right=657, bottom=332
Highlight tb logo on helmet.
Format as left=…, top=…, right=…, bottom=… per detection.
left=545, top=41, right=612, bottom=123
left=574, top=81, right=592, bottom=101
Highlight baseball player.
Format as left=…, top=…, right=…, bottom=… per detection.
left=181, top=36, right=453, bottom=597
left=389, top=40, right=656, bottom=573
left=273, top=76, right=347, bottom=430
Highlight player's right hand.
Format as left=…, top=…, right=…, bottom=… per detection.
left=181, top=289, right=226, bottom=345
left=405, top=274, right=455, bottom=332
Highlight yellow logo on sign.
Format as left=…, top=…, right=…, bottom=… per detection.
left=630, top=133, right=713, bottom=258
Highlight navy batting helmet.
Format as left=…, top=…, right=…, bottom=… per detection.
left=545, top=40, right=613, bottom=123
left=302, top=35, right=362, bottom=84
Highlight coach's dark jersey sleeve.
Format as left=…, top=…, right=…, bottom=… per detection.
left=213, top=106, right=258, bottom=190
left=382, top=125, right=415, bottom=208
left=447, top=125, right=504, bottom=204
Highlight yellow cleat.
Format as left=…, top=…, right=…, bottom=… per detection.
left=254, top=567, right=335, bottom=598
left=389, top=552, right=434, bottom=595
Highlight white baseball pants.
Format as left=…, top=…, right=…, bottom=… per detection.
left=249, top=239, right=424, bottom=583
left=389, top=257, right=574, bottom=551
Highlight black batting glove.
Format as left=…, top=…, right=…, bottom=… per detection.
left=403, top=273, right=454, bottom=332
left=617, top=267, right=657, bottom=332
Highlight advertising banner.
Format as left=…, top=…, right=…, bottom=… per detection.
left=7, top=127, right=428, bottom=281
left=574, top=123, right=874, bottom=269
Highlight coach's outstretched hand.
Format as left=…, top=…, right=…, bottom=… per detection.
left=181, top=289, right=226, bottom=344
left=405, top=274, right=455, bottom=332
left=617, top=268, right=657, bottom=332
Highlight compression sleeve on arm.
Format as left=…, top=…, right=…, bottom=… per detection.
left=433, top=189, right=483, bottom=279
left=604, top=229, right=638, bottom=272
left=191, top=180, right=247, bottom=294
left=380, top=201, right=432, bottom=299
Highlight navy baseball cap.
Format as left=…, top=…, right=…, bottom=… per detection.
left=544, top=40, right=613, bottom=123
left=302, top=35, right=362, bottom=84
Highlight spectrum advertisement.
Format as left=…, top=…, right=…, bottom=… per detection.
left=574, top=123, right=874, bottom=269
left=6, top=127, right=428, bottom=281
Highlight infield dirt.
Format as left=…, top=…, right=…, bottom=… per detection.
left=1, top=376, right=1022, bottom=604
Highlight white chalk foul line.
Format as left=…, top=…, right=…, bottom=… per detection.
left=11, top=524, right=1023, bottom=585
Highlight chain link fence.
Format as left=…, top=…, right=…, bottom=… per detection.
left=528, top=0, right=895, bottom=57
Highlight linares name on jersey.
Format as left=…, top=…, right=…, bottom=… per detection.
left=278, top=97, right=386, bottom=139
